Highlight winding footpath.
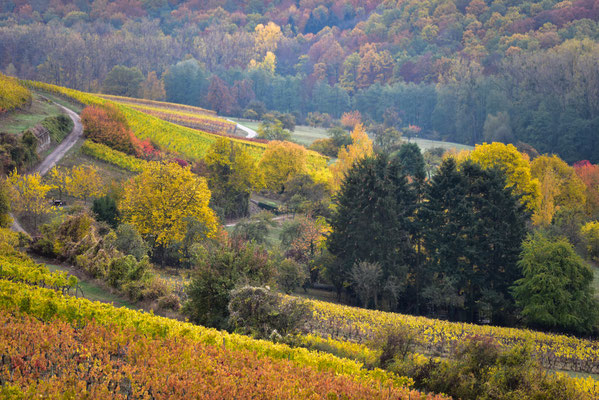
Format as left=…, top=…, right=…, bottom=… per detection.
left=10, top=101, right=82, bottom=235
left=33, top=102, right=83, bottom=175
left=228, top=119, right=258, bottom=138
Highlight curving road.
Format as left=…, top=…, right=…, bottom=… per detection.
left=33, top=103, right=83, bottom=176
left=10, top=101, right=82, bottom=235
left=228, top=119, right=258, bottom=139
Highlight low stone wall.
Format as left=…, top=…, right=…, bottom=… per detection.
left=29, top=124, right=51, bottom=153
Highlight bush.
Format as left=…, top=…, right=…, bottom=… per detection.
left=373, top=325, right=417, bottom=369
left=182, top=239, right=276, bottom=330
left=158, top=293, right=181, bottom=311
left=228, top=286, right=312, bottom=339
left=115, top=223, right=148, bottom=260
left=277, top=258, right=307, bottom=294
left=92, top=195, right=120, bottom=228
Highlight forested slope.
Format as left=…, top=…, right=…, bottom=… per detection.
left=2, top=0, right=599, bottom=161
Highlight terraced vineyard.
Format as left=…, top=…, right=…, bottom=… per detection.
left=99, top=94, right=238, bottom=136
left=25, top=81, right=327, bottom=172
left=306, top=298, right=599, bottom=375
left=0, top=233, right=446, bottom=399
left=0, top=73, right=31, bottom=113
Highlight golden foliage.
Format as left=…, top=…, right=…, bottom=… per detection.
left=66, top=165, right=104, bottom=203
left=120, top=161, right=218, bottom=247
left=530, top=155, right=586, bottom=226
left=258, top=141, right=308, bottom=192
left=467, top=142, right=540, bottom=211
left=330, top=123, right=373, bottom=191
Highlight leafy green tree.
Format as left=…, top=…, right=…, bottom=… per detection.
left=512, top=233, right=599, bottom=334
left=92, top=194, right=120, bottom=228
left=115, top=223, right=149, bottom=261
left=205, top=138, right=263, bottom=219
left=257, top=120, right=291, bottom=141
left=102, top=65, right=144, bottom=97
left=276, top=258, right=307, bottom=294
left=422, top=159, right=527, bottom=323
left=183, top=239, right=276, bottom=330
left=164, top=59, right=209, bottom=106
left=232, top=212, right=276, bottom=245
left=328, top=153, right=415, bottom=308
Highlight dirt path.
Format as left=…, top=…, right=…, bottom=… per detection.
left=33, top=102, right=83, bottom=176
left=10, top=100, right=82, bottom=235
left=230, top=119, right=258, bottom=138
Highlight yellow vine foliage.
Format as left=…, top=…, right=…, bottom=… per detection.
left=0, top=73, right=31, bottom=113
left=330, top=123, right=373, bottom=191
left=120, top=161, right=218, bottom=247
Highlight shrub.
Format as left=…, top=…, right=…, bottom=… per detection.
left=228, top=286, right=312, bottom=339
left=182, top=239, right=276, bottom=329
left=92, top=195, right=120, bottom=228
left=277, top=258, right=307, bottom=294
left=114, top=223, right=148, bottom=260
left=158, top=293, right=181, bottom=311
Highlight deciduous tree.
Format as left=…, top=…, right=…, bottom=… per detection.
left=7, top=171, right=53, bottom=230
left=512, top=233, right=599, bottom=334
left=330, top=123, right=373, bottom=191
left=120, top=161, right=218, bottom=253
left=258, top=141, right=307, bottom=192
left=66, top=165, right=104, bottom=204
left=467, top=142, right=540, bottom=212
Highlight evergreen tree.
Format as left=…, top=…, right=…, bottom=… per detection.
left=327, top=153, right=415, bottom=309
left=422, top=159, right=527, bottom=323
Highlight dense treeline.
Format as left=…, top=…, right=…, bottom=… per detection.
left=3, top=0, right=599, bottom=161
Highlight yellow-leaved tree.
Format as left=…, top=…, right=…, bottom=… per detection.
left=530, top=155, right=587, bottom=226
left=48, top=166, right=71, bottom=200
left=330, top=123, right=373, bottom=191
left=467, top=142, right=540, bottom=212
left=7, top=171, right=53, bottom=230
left=205, top=138, right=264, bottom=218
left=66, top=165, right=104, bottom=204
left=258, top=141, right=308, bottom=192
left=119, top=161, right=218, bottom=255
left=254, top=22, right=282, bottom=54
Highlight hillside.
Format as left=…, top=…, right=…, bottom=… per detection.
left=2, top=0, right=599, bottom=161
left=0, top=236, right=443, bottom=399
left=27, top=80, right=328, bottom=169
left=3, top=3, right=599, bottom=399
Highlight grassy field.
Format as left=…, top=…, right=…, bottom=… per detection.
left=43, top=260, right=138, bottom=309
left=232, top=118, right=474, bottom=151
left=0, top=93, right=65, bottom=134
left=408, top=137, right=474, bottom=152
left=54, top=138, right=135, bottom=183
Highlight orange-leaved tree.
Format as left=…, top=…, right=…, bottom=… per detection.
left=330, top=123, right=373, bottom=191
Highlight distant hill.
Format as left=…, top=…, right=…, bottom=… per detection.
left=2, top=1, right=599, bottom=162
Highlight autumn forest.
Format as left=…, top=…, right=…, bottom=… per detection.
left=2, top=0, right=599, bottom=399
